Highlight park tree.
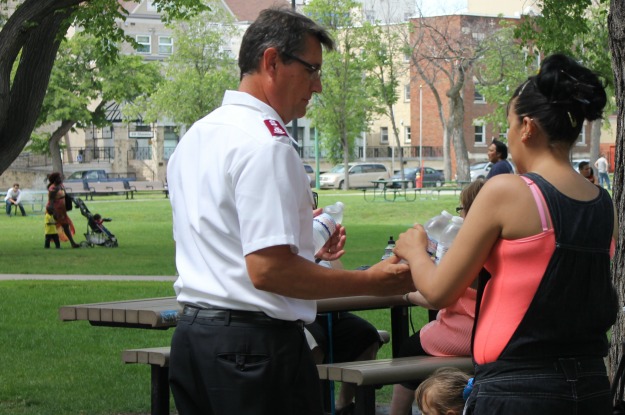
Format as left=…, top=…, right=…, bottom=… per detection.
left=516, top=0, right=613, bottom=167
left=36, top=32, right=163, bottom=174
left=124, top=4, right=239, bottom=130
left=304, top=0, right=379, bottom=188
left=473, top=21, right=538, bottom=133
left=361, top=21, right=410, bottom=183
left=407, top=14, right=506, bottom=182
left=0, top=0, right=207, bottom=176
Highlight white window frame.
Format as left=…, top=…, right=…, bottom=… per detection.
left=404, top=126, right=411, bottom=144
left=474, top=124, right=485, bottom=144
left=576, top=121, right=587, bottom=145
left=158, top=36, right=173, bottom=55
left=136, top=35, right=151, bottom=54
left=380, top=127, right=389, bottom=144
left=404, top=84, right=410, bottom=102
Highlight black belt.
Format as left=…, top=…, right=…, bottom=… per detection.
left=182, top=305, right=304, bottom=328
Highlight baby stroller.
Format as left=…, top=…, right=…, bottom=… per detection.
left=73, top=197, right=118, bottom=247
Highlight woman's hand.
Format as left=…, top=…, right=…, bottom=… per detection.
left=394, top=224, right=428, bottom=263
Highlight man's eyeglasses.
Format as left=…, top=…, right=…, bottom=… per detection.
left=455, top=206, right=464, bottom=214
left=312, top=191, right=319, bottom=209
left=282, top=52, right=322, bottom=80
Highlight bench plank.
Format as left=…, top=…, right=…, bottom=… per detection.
left=322, top=355, right=473, bottom=385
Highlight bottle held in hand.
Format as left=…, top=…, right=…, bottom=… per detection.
left=313, top=201, right=344, bottom=254
left=435, top=216, right=464, bottom=263
left=424, top=210, right=453, bottom=258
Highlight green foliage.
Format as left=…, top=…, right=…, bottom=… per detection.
left=24, top=132, right=60, bottom=155
left=474, top=21, right=538, bottom=132
left=304, top=0, right=379, bottom=166
left=38, top=32, right=163, bottom=130
left=125, top=3, right=239, bottom=127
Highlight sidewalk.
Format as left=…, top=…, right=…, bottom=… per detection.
left=0, top=274, right=177, bottom=281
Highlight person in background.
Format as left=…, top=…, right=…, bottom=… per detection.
left=578, top=161, right=596, bottom=184
left=4, top=183, right=26, bottom=216
left=389, top=179, right=485, bottom=415
left=166, top=8, right=413, bottom=415
left=46, top=172, right=79, bottom=248
left=594, top=153, right=611, bottom=190
left=415, top=367, right=472, bottom=415
left=394, top=53, right=617, bottom=414
left=44, top=206, right=60, bottom=249
left=486, top=139, right=514, bottom=179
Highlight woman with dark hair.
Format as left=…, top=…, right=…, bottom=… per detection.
left=394, top=54, right=618, bottom=414
left=47, top=172, right=79, bottom=248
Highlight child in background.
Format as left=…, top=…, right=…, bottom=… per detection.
left=415, top=367, right=472, bottom=415
left=44, top=206, right=60, bottom=249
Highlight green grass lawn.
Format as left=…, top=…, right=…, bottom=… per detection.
left=0, top=191, right=459, bottom=414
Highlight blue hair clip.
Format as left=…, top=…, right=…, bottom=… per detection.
left=463, top=377, right=474, bottom=401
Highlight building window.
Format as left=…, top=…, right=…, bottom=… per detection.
left=159, top=36, right=173, bottom=55
left=404, top=126, right=411, bottom=144
left=576, top=122, right=587, bottom=145
left=404, top=84, right=410, bottom=102
left=474, top=84, right=485, bottom=103
left=136, top=35, right=151, bottom=54
left=474, top=124, right=485, bottom=144
left=380, top=127, right=389, bottom=144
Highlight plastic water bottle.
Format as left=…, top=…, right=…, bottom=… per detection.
left=313, top=201, right=344, bottom=254
left=424, top=210, right=453, bottom=258
left=381, top=236, right=395, bottom=260
left=435, top=216, right=464, bottom=263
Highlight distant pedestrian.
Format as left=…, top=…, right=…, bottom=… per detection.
left=4, top=183, right=26, bottom=216
left=44, top=206, right=60, bottom=249
left=486, top=139, right=514, bottom=179
left=595, top=153, right=611, bottom=190
left=577, top=161, right=596, bottom=184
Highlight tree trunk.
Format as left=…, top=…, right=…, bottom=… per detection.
left=0, top=0, right=76, bottom=175
left=608, top=0, right=625, bottom=380
left=48, top=119, right=76, bottom=175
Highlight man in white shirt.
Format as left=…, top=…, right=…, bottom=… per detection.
left=4, top=183, right=26, bottom=216
left=594, top=154, right=611, bottom=190
left=166, top=7, right=413, bottom=415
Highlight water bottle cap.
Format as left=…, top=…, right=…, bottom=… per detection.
left=336, top=201, right=344, bottom=208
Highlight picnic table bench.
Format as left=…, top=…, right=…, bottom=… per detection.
left=128, top=180, right=168, bottom=197
left=318, top=356, right=474, bottom=415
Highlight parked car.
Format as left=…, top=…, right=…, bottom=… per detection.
left=388, top=167, right=444, bottom=188
left=64, top=170, right=134, bottom=191
left=470, top=161, right=492, bottom=181
left=303, top=163, right=315, bottom=187
left=319, top=163, right=390, bottom=190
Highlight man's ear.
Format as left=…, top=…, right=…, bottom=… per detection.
left=263, top=47, right=280, bottom=76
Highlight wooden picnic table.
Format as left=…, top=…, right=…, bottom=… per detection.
left=59, top=294, right=413, bottom=357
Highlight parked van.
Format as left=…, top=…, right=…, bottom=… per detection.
left=319, top=163, right=390, bottom=190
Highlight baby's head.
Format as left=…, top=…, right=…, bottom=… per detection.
left=415, top=367, right=471, bottom=415
left=93, top=214, right=102, bottom=221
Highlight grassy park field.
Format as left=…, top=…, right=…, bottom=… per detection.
left=0, top=190, right=462, bottom=414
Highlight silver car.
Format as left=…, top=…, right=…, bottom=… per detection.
left=319, top=163, right=390, bottom=190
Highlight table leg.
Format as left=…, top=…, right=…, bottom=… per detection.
left=390, top=306, right=410, bottom=357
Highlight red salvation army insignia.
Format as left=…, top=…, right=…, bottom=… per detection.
left=264, top=119, right=288, bottom=137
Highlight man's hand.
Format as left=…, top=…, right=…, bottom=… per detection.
left=313, top=208, right=346, bottom=262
